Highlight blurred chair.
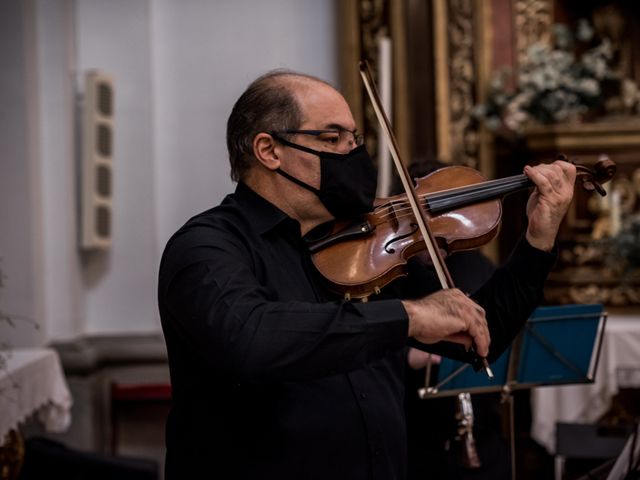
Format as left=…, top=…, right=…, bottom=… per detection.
left=110, top=382, right=171, bottom=454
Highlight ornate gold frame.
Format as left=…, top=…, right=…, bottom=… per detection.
left=340, top=1, right=640, bottom=305
left=339, top=1, right=496, bottom=173
left=339, top=0, right=558, bottom=167
left=338, top=0, right=411, bottom=163
left=339, top=0, right=497, bottom=255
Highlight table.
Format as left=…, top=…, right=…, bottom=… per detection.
left=531, top=311, right=640, bottom=454
left=0, top=348, right=72, bottom=441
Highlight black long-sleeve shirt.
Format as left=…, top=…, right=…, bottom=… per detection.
left=158, top=182, right=556, bottom=479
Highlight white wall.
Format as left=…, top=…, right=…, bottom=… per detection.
left=74, top=0, right=159, bottom=335
left=0, top=0, right=47, bottom=347
left=37, top=0, right=89, bottom=342
left=0, top=0, right=338, bottom=346
left=152, top=0, right=338, bottom=246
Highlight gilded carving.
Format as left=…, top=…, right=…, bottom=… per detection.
left=446, top=0, right=479, bottom=167
left=513, top=0, right=553, bottom=68
left=347, top=0, right=483, bottom=169
left=549, top=171, right=640, bottom=307
left=357, top=0, right=390, bottom=161
left=591, top=4, right=633, bottom=82
left=588, top=177, right=638, bottom=240
left=545, top=283, right=640, bottom=306
left=0, top=429, right=25, bottom=480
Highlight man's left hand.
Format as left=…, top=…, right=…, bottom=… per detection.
left=523, top=160, right=577, bottom=252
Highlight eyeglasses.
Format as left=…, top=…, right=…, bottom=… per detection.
left=273, top=128, right=364, bottom=149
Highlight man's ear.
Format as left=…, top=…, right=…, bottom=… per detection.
left=253, top=133, right=281, bottom=171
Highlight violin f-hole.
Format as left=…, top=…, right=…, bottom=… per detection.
left=384, top=223, right=419, bottom=254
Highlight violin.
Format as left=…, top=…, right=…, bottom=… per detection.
left=308, top=154, right=616, bottom=300
left=312, top=60, right=615, bottom=379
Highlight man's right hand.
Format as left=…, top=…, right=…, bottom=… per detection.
left=401, top=289, right=490, bottom=357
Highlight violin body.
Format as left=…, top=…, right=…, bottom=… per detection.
left=311, top=166, right=502, bottom=299
left=310, top=153, right=616, bottom=299
left=315, top=61, right=616, bottom=301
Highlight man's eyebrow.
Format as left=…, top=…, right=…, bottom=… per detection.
left=322, top=122, right=357, bottom=131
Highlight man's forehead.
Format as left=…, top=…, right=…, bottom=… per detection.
left=289, top=78, right=355, bottom=128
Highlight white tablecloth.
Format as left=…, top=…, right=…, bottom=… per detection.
left=0, top=348, right=73, bottom=440
left=531, top=312, right=640, bottom=454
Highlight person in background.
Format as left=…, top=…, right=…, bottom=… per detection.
left=399, top=160, right=510, bottom=479
left=405, top=251, right=510, bottom=480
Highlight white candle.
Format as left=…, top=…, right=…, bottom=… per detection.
left=610, top=189, right=621, bottom=236
left=376, top=35, right=393, bottom=198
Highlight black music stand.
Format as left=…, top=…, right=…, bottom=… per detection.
left=419, top=304, right=607, bottom=480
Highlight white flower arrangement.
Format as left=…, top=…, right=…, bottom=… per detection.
left=475, top=20, right=640, bottom=136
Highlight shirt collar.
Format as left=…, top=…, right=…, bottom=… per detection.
left=234, top=182, right=301, bottom=238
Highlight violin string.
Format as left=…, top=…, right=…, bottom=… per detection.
left=373, top=183, right=470, bottom=211
left=428, top=176, right=531, bottom=212
left=427, top=175, right=529, bottom=204
left=372, top=184, right=529, bottom=226
left=373, top=175, right=530, bottom=223
left=417, top=176, right=528, bottom=216
left=373, top=174, right=528, bottom=213
left=373, top=178, right=526, bottom=222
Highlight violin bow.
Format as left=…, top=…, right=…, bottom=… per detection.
left=359, top=60, right=493, bottom=378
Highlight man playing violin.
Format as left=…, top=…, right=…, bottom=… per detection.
left=158, top=70, right=576, bottom=479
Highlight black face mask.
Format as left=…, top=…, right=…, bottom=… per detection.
left=272, top=135, right=378, bottom=219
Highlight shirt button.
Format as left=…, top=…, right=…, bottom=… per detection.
left=360, top=392, right=367, bottom=399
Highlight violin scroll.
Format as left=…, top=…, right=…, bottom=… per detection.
left=557, top=153, right=616, bottom=197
